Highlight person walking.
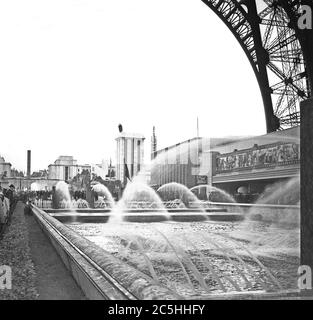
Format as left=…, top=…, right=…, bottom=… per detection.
left=6, top=184, right=16, bottom=225
left=0, top=191, right=7, bottom=240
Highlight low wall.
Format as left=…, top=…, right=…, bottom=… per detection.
left=44, top=205, right=298, bottom=224
left=31, top=206, right=181, bottom=300
left=49, top=212, right=244, bottom=224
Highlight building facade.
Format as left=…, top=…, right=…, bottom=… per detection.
left=150, top=127, right=300, bottom=201
left=150, top=137, right=240, bottom=189
left=210, top=127, right=300, bottom=202
left=116, top=133, right=145, bottom=185
left=0, top=156, right=12, bottom=179
left=48, top=156, right=91, bottom=181
left=150, top=137, right=204, bottom=189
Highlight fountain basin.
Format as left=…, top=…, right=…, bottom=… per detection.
left=31, top=205, right=182, bottom=300
left=49, top=213, right=244, bottom=224
left=68, top=220, right=300, bottom=299
left=31, top=205, right=300, bottom=299
left=45, top=208, right=244, bottom=224
left=44, top=208, right=227, bottom=214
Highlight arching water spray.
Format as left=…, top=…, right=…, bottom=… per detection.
left=110, top=181, right=168, bottom=224
left=190, top=185, right=236, bottom=204
left=158, top=182, right=205, bottom=211
left=92, top=183, right=115, bottom=208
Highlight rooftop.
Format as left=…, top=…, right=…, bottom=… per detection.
left=116, top=132, right=145, bottom=140
left=0, top=155, right=11, bottom=165
left=211, top=126, right=299, bottom=154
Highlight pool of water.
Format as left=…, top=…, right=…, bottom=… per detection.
left=67, top=219, right=300, bottom=298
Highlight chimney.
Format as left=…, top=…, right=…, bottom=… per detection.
left=27, top=150, right=31, bottom=178
left=151, top=126, right=157, bottom=160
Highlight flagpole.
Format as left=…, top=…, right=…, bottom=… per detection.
left=197, top=117, right=199, bottom=138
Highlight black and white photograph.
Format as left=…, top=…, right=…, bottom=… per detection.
left=0, top=0, right=313, bottom=311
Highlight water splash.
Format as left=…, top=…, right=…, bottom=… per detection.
left=30, top=182, right=41, bottom=191
left=55, top=181, right=71, bottom=204
left=92, top=183, right=115, bottom=208
left=122, top=235, right=160, bottom=283
left=248, top=176, right=300, bottom=227
left=109, top=181, right=168, bottom=223
left=158, top=182, right=205, bottom=211
left=218, top=233, right=283, bottom=291
left=190, top=184, right=236, bottom=204
left=55, top=181, right=79, bottom=222
left=256, top=176, right=300, bottom=206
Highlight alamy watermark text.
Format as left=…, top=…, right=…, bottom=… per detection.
left=298, top=5, right=312, bottom=30
left=0, top=265, right=12, bottom=290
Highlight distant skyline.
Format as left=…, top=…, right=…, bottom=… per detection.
left=0, top=0, right=266, bottom=172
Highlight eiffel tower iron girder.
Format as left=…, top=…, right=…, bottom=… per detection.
left=201, top=0, right=313, bottom=132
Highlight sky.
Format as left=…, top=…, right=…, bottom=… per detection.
left=0, top=0, right=266, bottom=172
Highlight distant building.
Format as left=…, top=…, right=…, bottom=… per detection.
left=150, top=127, right=300, bottom=202
left=116, top=132, right=145, bottom=185
left=150, top=137, right=237, bottom=188
left=137, top=169, right=151, bottom=185
left=31, top=170, right=48, bottom=179
left=48, top=156, right=91, bottom=181
left=0, top=156, right=12, bottom=179
left=210, top=126, right=300, bottom=202
left=150, top=137, right=205, bottom=189
left=106, top=161, right=116, bottom=179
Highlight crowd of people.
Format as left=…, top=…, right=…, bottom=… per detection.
left=73, top=190, right=86, bottom=201
left=17, top=189, right=88, bottom=209
left=0, top=184, right=17, bottom=240
left=19, top=190, right=52, bottom=203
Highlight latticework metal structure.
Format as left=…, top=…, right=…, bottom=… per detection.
left=202, top=0, right=313, bottom=131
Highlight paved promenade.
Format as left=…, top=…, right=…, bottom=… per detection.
left=0, top=202, right=85, bottom=300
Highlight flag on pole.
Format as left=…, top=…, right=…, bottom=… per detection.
left=124, top=161, right=131, bottom=182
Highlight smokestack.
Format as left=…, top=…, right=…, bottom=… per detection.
left=151, top=126, right=157, bottom=160
left=27, top=150, right=31, bottom=178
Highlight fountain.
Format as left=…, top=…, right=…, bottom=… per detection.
left=247, top=176, right=300, bottom=227
left=42, top=164, right=299, bottom=298
left=109, top=180, right=168, bottom=224
left=157, top=182, right=205, bottom=211
left=71, top=220, right=291, bottom=298
left=92, top=183, right=115, bottom=208
left=224, top=177, right=301, bottom=260
left=30, top=182, right=41, bottom=192
left=55, top=181, right=72, bottom=208
left=256, top=176, right=300, bottom=206
left=190, top=184, right=236, bottom=204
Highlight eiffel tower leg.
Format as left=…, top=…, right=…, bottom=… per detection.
left=300, top=98, right=313, bottom=295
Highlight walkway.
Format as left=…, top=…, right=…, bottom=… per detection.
left=25, top=205, right=86, bottom=300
